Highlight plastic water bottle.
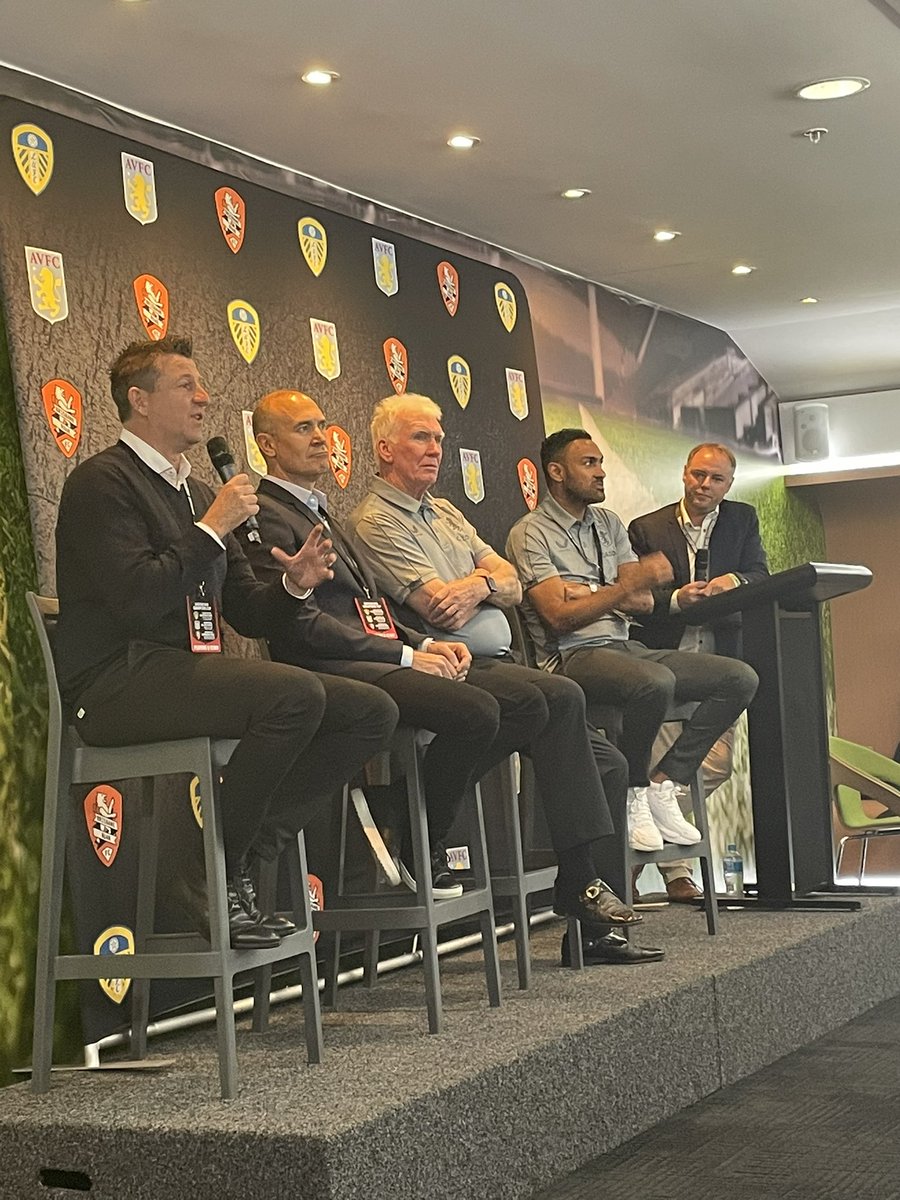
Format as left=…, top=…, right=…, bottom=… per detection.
left=723, top=844, right=744, bottom=897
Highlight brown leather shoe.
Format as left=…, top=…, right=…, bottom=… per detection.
left=666, top=876, right=703, bottom=903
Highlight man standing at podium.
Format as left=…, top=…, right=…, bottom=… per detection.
left=627, top=442, right=769, bottom=901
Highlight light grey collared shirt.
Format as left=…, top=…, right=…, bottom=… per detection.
left=506, top=495, right=636, bottom=669
left=348, top=476, right=512, bottom=657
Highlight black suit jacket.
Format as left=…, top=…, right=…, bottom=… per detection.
left=243, top=477, right=427, bottom=680
left=627, top=498, right=769, bottom=658
left=55, top=442, right=302, bottom=702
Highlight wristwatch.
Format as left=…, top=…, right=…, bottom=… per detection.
left=483, top=574, right=498, bottom=595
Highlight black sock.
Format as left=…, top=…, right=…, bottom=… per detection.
left=555, top=842, right=597, bottom=903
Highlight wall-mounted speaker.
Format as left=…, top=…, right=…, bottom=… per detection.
left=793, top=402, right=831, bottom=461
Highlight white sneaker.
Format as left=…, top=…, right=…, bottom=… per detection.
left=645, top=779, right=702, bottom=845
left=627, top=788, right=664, bottom=851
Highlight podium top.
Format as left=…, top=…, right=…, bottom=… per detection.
left=683, top=561, right=872, bottom=623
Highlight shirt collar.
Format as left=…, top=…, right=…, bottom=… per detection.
left=678, top=498, right=719, bottom=534
left=120, top=429, right=192, bottom=489
left=541, top=493, right=600, bottom=532
left=265, top=474, right=329, bottom=514
left=368, top=474, right=434, bottom=516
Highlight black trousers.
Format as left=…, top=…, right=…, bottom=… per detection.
left=73, top=646, right=398, bottom=872
left=465, top=656, right=619, bottom=854
left=562, top=641, right=758, bottom=787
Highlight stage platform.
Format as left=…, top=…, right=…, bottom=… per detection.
left=4, top=896, right=900, bottom=1200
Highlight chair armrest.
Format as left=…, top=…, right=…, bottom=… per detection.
left=830, top=755, right=900, bottom=816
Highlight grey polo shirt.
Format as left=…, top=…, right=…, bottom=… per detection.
left=506, top=495, right=636, bottom=669
left=348, top=475, right=513, bottom=656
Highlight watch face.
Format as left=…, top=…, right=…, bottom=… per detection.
left=485, top=575, right=497, bottom=593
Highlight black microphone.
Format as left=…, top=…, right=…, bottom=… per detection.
left=206, top=437, right=261, bottom=543
left=694, top=547, right=709, bottom=583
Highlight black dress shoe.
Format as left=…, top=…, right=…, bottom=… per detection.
left=553, top=878, right=643, bottom=930
left=562, top=930, right=665, bottom=965
left=235, top=868, right=298, bottom=937
left=226, top=882, right=281, bottom=948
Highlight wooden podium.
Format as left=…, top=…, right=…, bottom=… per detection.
left=685, top=562, right=872, bottom=909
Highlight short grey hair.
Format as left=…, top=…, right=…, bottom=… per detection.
left=370, top=393, right=443, bottom=462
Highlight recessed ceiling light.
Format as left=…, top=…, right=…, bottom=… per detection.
left=302, top=69, right=340, bottom=86
left=795, top=77, right=870, bottom=100
left=732, top=264, right=755, bottom=275
left=561, top=188, right=591, bottom=200
left=800, top=296, right=819, bottom=304
left=653, top=229, right=681, bottom=242
left=447, top=134, right=480, bottom=150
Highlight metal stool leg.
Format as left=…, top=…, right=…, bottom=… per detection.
left=471, top=783, right=502, bottom=1007
left=130, top=778, right=160, bottom=1058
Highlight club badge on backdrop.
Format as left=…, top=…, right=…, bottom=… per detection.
left=242, top=410, right=268, bottom=476
left=517, top=457, right=539, bottom=511
left=437, top=260, right=459, bottom=316
left=227, top=300, right=261, bottom=364
left=132, top=273, right=169, bottom=341
left=93, top=926, right=134, bottom=1004
left=189, top=775, right=203, bottom=829
left=372, top=238, right=398, bottom=296
left=494, top=282, right=517, bottom=332
left=447, top=355, right=471, bottom=409
left=460, top=447, right=485, bottom=504
left=383, top=337, right=408, bottom=394
left=83, top=785, right=123, bottom=868
left=25, top=246, right=68, bottom=324
left=326, top=424, right=352, bottom=489
left=311, top=318, right=341, bottom=380
left=214, top=187, right=246, bottom=253
left=121, top=152, right=158, bottom=225
left=41, top=378, right=82, bottom=458
left=308, top=875, right=324, bottom=943
left=298, top=218, right=328, bottom=276
left=11, top=123, right=54, bottom=195
left=506, top=368, right=528, bottom=420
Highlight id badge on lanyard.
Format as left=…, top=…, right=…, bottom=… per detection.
left=186, top=581, right=222, bottom=653
left=354, top=596, right=399, bottom=639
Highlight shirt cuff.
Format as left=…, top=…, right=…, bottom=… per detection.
left=195, top=521, right=225, bottom=550
left=727, top=573, right=743, bottom=587
left=282, top=574, right=313, bottom=600
left=400, top=645, right=415, bottom=667
left=670, top=588, right=682, bottom=613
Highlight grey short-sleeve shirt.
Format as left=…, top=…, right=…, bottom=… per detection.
left=506, top=495, right=636, bottom=668
left=348, top=476, right=512, bottom=656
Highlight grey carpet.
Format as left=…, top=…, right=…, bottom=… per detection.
left=533, top=989, right=900, bottom=1200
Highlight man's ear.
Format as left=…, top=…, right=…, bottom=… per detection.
left=127, top=385, right=148, bottom=417
left=546, top=459, right=564, bottom=483
left=376, top=437, right=393, bottom=465
left=254, top=430, right=276, bottom=460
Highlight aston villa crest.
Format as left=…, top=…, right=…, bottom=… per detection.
left=383, top=337, right=408, bottom=395
left=83, top=785, right=123, bottom=868
left=517, top=458, right=539, bottom=511
left=437, top=260, right=459, bottom=316
left=298, top=218, right=328, bottom=276
left=132, top=273, right=169, bottom=341
left=506, top=368, right=528, bottom=420
left=41, top=378, right=82, bottom=459
left=326, top=424, right=352, bottom=489
left=215, top=186, right=246, bottom=253
left=25, top=246, right=68, bottom=324
left=121, top=152, right=158, bottom=225
left=227, top=300, right=261, bottom=364
left=242, top=410, right=268, bottom=476
left=12, top=123, right=53, bottom=195
left=494, top=282, right=517, bottom=332
left=447, top=355, right=471, bottom=409
left=460, top=448, right=485, bottom=504
left=372, top=238, right=398, bottom=296
left=94, top=926, right=134, bottom=1004
left=310, top=318, right=341, bottom=380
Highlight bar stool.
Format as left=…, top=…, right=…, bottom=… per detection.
left=26, top=592, right=323, bottom=1100
left=312, top=726, right=502, bottom=1033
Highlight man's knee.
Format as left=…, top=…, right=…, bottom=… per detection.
left=715, top=658, right=759, bottom=706
left=321, top=675, right=399, bottom=740
left=536, top=670, right=587, bottom=722
left=257, top=662, right=329, bottom=728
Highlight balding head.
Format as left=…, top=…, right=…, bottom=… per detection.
left=252, top=389, right=329, bottom=484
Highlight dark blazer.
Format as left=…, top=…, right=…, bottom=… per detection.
left=55, top=442, right=302, bottom=702
left=243, top=477, right=427, bottom=681
left=627, top=498, right=769, bottom=658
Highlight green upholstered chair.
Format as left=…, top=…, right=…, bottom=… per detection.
left=829, top=735, right=900, bottom=883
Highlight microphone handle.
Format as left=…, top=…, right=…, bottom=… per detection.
left=212, top=459, right=262, bottom=544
